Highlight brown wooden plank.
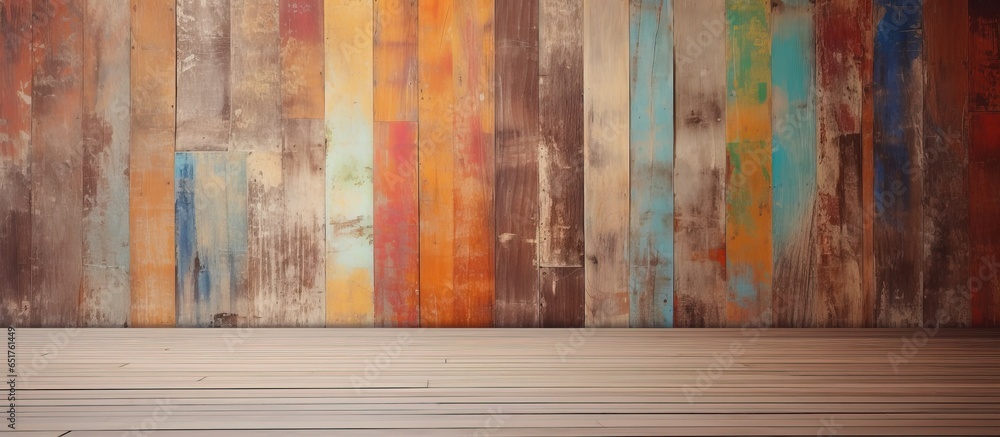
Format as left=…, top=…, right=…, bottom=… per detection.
left=374, top=0, right=418, bottom=122
left=232, top=0, right=282, bottom=152
left=540, top=267, right=585, bottom=328
left=176, top=0, right=232, bottom=151
left=922, top=0, right=971, bottom=328
left=538, top=0, right=584, bottom=268
left=495, top=0, right=540, bottom=328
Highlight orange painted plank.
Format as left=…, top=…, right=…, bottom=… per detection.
left=281, top=0, right=324, bottom=119
left=374, top=0, right=418, bottom=121
left=130, top=0, right=177, bottom=327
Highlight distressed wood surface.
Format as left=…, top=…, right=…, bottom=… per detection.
left=283, top=120, right=327, bottom=326
left=495, top=0, right=540, bottom=328
left=176, top=0, right=231, bottom=151
left=770, top=0, right=816, bottom=328
left=814, top=0, right=867, bottom=328
left=325, top=0, right=375, bottom=327
left=0, top=0, right=33, bottom=326
left=246, top=151, right=284, bottom=327
left=584, top=0, right=630, bottom=328
left=374, top=0, right=417, bottom=122
left=922, top=0, right=970, bottom=328
left=629, top=0, right=674, bottom=328
left=725, top=0, right=772, bottom=327
left=538, top=0, right=584, bottom=268
left=540, top=267, right=586, bottom=327
left=231, top=0, right=282, bottom=152
left=673, top=0, right=727, bottom=328
left=873, top=0, right=924, bottom=328
left=130, top=0, right=176, bottom=327
left=971, top=0, right=1000, bottom=113
left=31, top=0, right=85, bottom=327
left=281, top=0, right=324, bottom=119
left=373, top=122, right=419, bottom=327
left=81, top=0, right=131, bottom=327
left=860, top=0, right=877, bottom=328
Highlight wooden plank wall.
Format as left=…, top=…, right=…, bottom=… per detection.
left=1, top=0, right=997, bottom=328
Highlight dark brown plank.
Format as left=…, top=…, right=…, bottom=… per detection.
left=540, top=267, right=585, bottom=328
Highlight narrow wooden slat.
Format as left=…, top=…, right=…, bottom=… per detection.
left=628, top=0, right=673, bottom=328
left=970, top=0, right=1000, bottom=113
left=540, top=267, right=585, bottom=327
left=325, top=0, right=375, bottom=327
left=281, top=0, right=324, bottom=120
left=725, top=0, right=772, bottom=327
left=176, top=0, right=231, bottom=151
left=860, top=0, right=876, bottom=328
left=30, top=0, right=85, bottom=327
left=374, top=122, right=419, bottom=327
left=584, top=0, right=630, bottom=328
left=673, top=0, right=727, bottom=328
left=495, top=0, right=540, bottom=327
left=538, top=0, right=584, bottom=268
left=130, top=0, right=176, bottom=327
left=80, top=0, right=131, bottom=327
left=283, top=120, right=327, bottom=326
left=374, top=0, right=418, bottom=122
left=246, top=151, right=284, bottom=326
left=873, top=0, right=924, bottom=327
left=770, top=0, right=816, bottom=327
left=922, top=0, right=970, bottom=327
left=814, top=0, right=867, bottom=327
left=231, top=0, right=282, bottom=152
left=0, top=0, right=33, bottom=326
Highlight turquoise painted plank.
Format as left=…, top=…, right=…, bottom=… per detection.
left=770, top=0, right=817, bottom=327
left=629, top=0, right=674, bottom=328
left=175, top=153, right=197, bottom=326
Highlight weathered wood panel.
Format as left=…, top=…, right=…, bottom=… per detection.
left=538, top=0, right=584, bottom=268
left=246, top=151, right=283, bottom=327
left=922, top=0, right=970, bottom=328
left=325, top=0, right=375, bottom=327
left=281, top=0, right=324, bottom=119
left=374, top=0, right=418, bottom=122
left=0, top=0, right=33, bottom=326
left=673, top=0, right=727, bottom=328
left=725, top=0, right=772, bottom=327
left=970, top=0, right=1000, bottom=113
left=373, top=122, right=419, bottom=327
left=176, top=0, right=231, bottom=151
left=860, top=0, right=876, bottom=328
left=771, top=0, right=816, bottom=328
left=970, top=113, right=1000, bottom=328
left=81, top=0, right=131, bottom=327
left=540, top=267, right=585, bottom=328
left=814, top=0, right=867, bottom=328
left=584, top=0, right=629, bottom=328
left=495, top=0, right=540, bottom=328
left=873, top=0, right=924, bottom=328
left=231, top=0, right=282, bottom=152
left=629, top=0, right=673, bottom=328
left=538, top=1, right=584, bottom=273
left=130, top=0, right=176, bottom=327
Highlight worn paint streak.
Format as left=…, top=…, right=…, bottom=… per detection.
left=81, top=0, right=130, bottom=327
left=629, top=0, right=674, bottom=328
left=495, top=0, right=540, bottom=328
left=281, top=0, right=324, bottom=119
left=725, top=0, right=772, bottom=326
left=673, top=0, right=727, bottom=328
left=374, top=0, right=418, bottom=121
left=540, top=267, right=585, bottom=327
left=325, top=0, right=375, bottom=327
left=232, top=0, right=282, bottom=152
left=176, top=0, right=231, bottom=151
left=873, top=0, right=924, bottom=327
left=584, top=0, right=630, bottom=328
left=538, top=0, right=584, bottom=268
left=374, top=122, right=419, bottom=327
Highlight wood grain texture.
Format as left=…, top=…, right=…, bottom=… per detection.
left=814, top=0, right=867, bottom=328
left=0, top=0, right=33, bottom=326
left=418, top=0, right=495, bottom=327
left=629, top=0, right=674, bottom=328
left=232, top=0, right=282, bottom=152
left=873, top=0, right=924, bottom=328
left=922, top=0, right=970, bottom=328
left=30, top=0, right=84, bottom=327
left=540, top=267, right=585, bottom=327
left=860, top=0, right=876, bottom=328
left=130, top=0, right=176, bottom=327
left=970, top=0, right=1000, bottom=328
left=246, top=151, right=284, bottom=327
left=538, top=0, right=584, bottom=268
left=325, top=0, right=375, bottom=327
left=374, top=0, right=417, bottom=121
left=373, top=122, right=419, bottom=327
left=176, top=0, right=231, bottom=151
left=770, top=0, right=816, bottom=328
left=283, top=120, right=327, bottom=326
left=584, top=0, right=630, bottom=328
left=725, top=0, right=772, bottom=327
left=281, top=0, right=324, bottom=119
left=81, top=0, right=131, bottom=327
left=673, top=0, right=727, bottom=328
left=495, top=0, right=540, bottom=328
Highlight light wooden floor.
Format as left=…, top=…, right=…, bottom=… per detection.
left=7, top=329, right=1000, bottom=436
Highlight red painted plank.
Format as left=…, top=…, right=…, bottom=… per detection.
left=971, top=0, right=1000, bottom=112
left=970, top=114, right=1000, bottom=327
